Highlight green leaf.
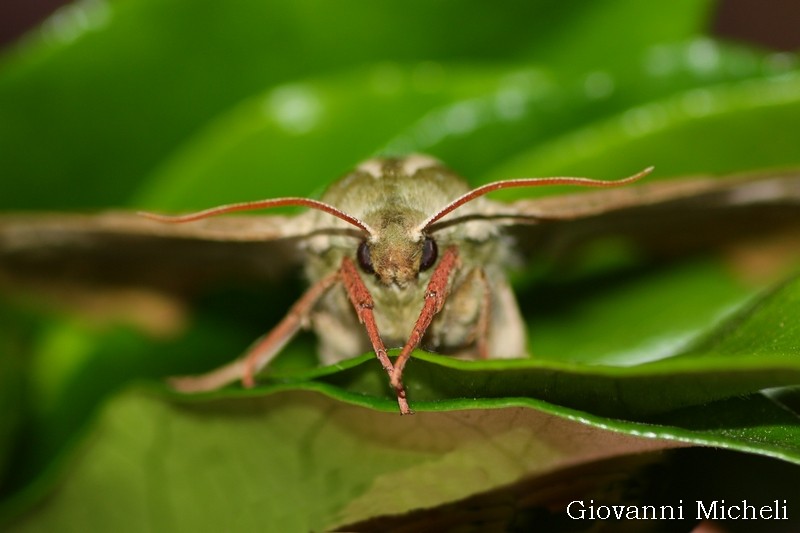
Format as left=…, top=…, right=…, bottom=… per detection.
left=132, top=64, right=534, bottom=210
left=384, top=39, right=795, bottom=181
left=0, top=307, right=270, bottom=503
left=3, top=387, right=799, bottom=531
left=133, top=42, right=797, bottom=210
left=488, top=71, right=800, bottom=185
left=0, top=305, right=32, bottom=488
left=0, top=0, right=714, bottom=210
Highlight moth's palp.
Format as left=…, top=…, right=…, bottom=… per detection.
left=340, top=256, right=412, bottom=415
left=391, top=246, right=460, bottom=397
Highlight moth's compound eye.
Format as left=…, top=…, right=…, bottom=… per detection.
left=419, top=237, right=438, bottom=271
left=357, top=240, right=375, bottom=274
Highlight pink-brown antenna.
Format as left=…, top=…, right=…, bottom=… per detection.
left=139, top=197, right=375, bottom=236
left=417, top=167, right=654, bottom=232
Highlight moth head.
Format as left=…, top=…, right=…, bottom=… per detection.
left=356, top=207, right=438, bottom=287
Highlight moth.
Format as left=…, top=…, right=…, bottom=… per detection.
left=2, top=156, right=800, bottom=414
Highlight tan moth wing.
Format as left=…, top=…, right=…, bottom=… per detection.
left=499, top=170, right=800, bottom=264
left=0, top=211, right=308, bottom=294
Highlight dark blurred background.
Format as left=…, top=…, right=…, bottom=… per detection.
left=2, top=0, right=800, bottom=52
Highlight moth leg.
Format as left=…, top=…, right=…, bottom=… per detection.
left=169, top=270, right=340, bottom=393
left=391, top=246, right=459, bottom=396
left=432, top=269, right=525, bottom=360
left=485, top=274, right=527, bottom=359
left=339, top=256, right=411, bottom=415
left=429, top=267, right=491, bottom=358
left=473, top=269, right=491, bottom=359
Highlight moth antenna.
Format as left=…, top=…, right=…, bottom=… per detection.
left=418, top=166, right=654, bottom=232
left=139, top=197, right=375, bottom=236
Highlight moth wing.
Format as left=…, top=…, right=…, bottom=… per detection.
left=508, top=170, right=800, bottom=220
left=0, top=211, right=311, bottom=293
left=501, top=170, right=800, bottom=259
